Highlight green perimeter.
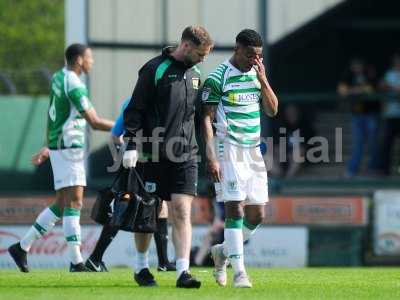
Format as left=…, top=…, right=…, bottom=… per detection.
left=0, top=267, right=399, bottom=300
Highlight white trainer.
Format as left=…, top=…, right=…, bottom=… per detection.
left=233, top=271, right=252, bottom=288
left=211, top=244, right=227, bottom=286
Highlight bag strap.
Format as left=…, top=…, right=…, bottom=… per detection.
left=129, top=167, right=146, bottom=191
left=110, top=167, right=124, bottom=188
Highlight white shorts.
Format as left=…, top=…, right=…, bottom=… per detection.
left=49, top=149, right=86, bottom=190
left=214, top=141, right=268, bottom=205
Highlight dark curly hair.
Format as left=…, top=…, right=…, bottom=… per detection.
left=236, top=29, right=263, bottom=47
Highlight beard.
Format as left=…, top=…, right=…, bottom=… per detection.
left=183, top=56, right=196, bottom=68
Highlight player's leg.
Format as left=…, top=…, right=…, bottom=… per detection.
left=233, top=145, right=269, bottom=287
left=215, top=205, right=264, bottom=282
left=132, top=161, right=160, bottom=286
left=224, top=201, right=252, bottom=288
left=194, top=208, right=224, bottom=266
left=209, top=193, right=229, bottom=286
left=8, top=190, right=63, bottom=272
left=63, top=185, right=90, bottom=272
left=212, top=142, right=253, bottom=288
left=168, top=159, right=201, bottom=288
left=170, top=193, right=200, bottom=288
left=154, top=201, right=175, bottom=271
left=169, top=194, right=193, bottom=271
left=133, top=232, right=157, bottom=286
left=213, top=203, right=262, bottom=287
left=85, top=223, right=119, bottom=272
left=243, top=205, right=264, bottom=242
left=244, top=144, right=268, bottom=242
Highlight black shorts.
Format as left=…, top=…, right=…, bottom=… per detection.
left=135, top=160, right=198, bottom=201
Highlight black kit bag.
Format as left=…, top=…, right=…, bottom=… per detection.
left=130, top=167, right=162, bottom=233
left=110, top=167, right=161, bottom=233
left=109, top=168, right=139, bottom=231
left=90, top=169, right=124, bottom=225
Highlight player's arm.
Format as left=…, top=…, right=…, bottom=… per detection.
left=32, top=117, right=51, bottom=166
left=110, top=111, right=125, bottom=145
left=122, top=65, right=154, bottom=168
left=67, top=78, right=114, bottom=131
left=123, top=65, right=154, bottom=151
left=109, top=97, right=132, bottom=146
left=202, top=105, right=221, bottom=182
left=201, top=78, right=223, bottom=182
left=82, top=108, right=114, bottom=131
left=31, top=147, right=50, bottom=166
left=254, top=57, right=278, bottom=117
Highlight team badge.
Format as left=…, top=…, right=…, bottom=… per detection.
left=227, top=181, right=239, bottom=192
left=202, top=87, right=211, bottom=102
left=145, top=182, right=156, bottom=193
left=192, top=77, right=200, bottom=90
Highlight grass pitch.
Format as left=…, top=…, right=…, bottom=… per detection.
left=0, top=267, right=399, bottom=300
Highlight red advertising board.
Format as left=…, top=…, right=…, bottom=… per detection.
left=0, top=196, right=96, bottom=225
left=264, top=196, right=368, bottom=225
left=0, top=195, right=367, bottom=225
left=0, top=195, right=213, bottom=225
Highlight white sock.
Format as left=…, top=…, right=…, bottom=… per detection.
left=221, top=221, right=260, bottom=257
left=20, top=205, right=61, bottom=252
left=225, top=220, right=245, bottom=274
left=63, top=208, right=83, bottom=264
left=242, top=221, right=259, bottom=242
left=222, top=242, right=228, bottom=257
left=135, top=251, right=149, bottom=273
left=20, top=227, right=41, bottom=252
left=67, top=244, right=83, bottom=265
left=176, top=258, right=189, bottom=279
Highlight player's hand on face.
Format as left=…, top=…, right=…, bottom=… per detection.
left=31, top=147, right=50, bottom=166
left=253, top=57, right=267, bottom=81
left=207, top=159, right=222, bottom=182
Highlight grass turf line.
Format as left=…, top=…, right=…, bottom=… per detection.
left=0, top=267, right=400, bottom=300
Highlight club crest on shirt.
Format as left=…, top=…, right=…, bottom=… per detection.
left=192, top=77, right=200, bottom=90
left=202, top=87, right=211, bottom=102
left=145, top=182, right=156, bottom=193
left=227, top=180, right=239, bottom=192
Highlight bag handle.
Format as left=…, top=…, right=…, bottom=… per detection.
left=128, top=167, right=148, bottom=194
left=110, top=167, right=125, bottom=189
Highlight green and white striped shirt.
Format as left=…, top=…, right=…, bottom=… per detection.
left=202, top=60, right=262, bottom=147
left=47, top=68, right=93, bottom=149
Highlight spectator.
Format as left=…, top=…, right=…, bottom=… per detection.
left=337, top=58, right=381, bottom=177
left=379, top=53, right=400, bottom=176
